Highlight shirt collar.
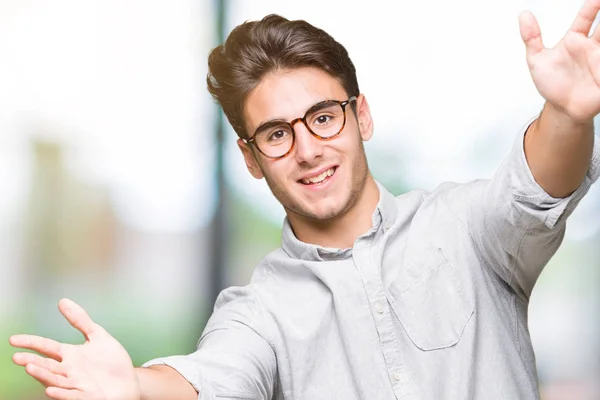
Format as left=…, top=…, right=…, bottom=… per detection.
left=281, top=181, right=398, bottom=262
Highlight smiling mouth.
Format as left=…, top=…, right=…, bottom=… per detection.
left=299, top=167, right=337, bottom=185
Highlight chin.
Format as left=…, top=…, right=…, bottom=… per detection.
left=271, top=176, right=356, bottom=222
left=298, top=196, right=350, bottom=221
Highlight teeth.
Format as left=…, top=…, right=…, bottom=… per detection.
left=302, top=168, right=335, bottom=184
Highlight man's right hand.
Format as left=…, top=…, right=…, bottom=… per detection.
left=9, top=298, right=140, bottom=400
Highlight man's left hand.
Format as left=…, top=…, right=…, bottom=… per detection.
left=520, top=0, right=600, bottom=124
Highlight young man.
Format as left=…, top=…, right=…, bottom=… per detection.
left=9, top=2, right=600, bottom=399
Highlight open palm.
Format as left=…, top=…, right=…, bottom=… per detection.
left=520, top=0, right=600, bottom=122
left=9, top=299, right=139, bottom=400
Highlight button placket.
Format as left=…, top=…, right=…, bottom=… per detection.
left=353, top=239, right=420, bottom=400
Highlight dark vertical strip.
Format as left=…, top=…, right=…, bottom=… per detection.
left=209, top=0, right=228, bottom=310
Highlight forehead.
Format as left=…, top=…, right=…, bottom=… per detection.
left=244, top=67, right=347, bottom=132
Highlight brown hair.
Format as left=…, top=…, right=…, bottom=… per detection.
left=207, top=14, right=360, bottom=138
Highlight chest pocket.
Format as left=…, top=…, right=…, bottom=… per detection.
left=387, top=245, right=474, bottom=351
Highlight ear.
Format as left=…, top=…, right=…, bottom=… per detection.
left=355, top=94, right=374, bottom=141
left=237, top=138, right=264, bottom=179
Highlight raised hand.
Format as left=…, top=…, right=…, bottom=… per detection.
left=9, top=298, right=140, bottom=400
left=519, top=0, right=600, bottom=123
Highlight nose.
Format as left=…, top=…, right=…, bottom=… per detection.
left=292, top=121, right=322, bottom=164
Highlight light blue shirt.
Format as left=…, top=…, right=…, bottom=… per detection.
left=143, top=120, right=600, bottom=399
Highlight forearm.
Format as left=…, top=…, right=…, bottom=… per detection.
left=524, top=101, right=595, bottom=198
left=136, top=365, right=198, bottom=400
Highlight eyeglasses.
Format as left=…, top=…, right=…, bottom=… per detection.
left=243, top=96, right=357, bottom=159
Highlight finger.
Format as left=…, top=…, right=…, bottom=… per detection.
left=13, top=352, right=66, bottom=375
left=58, top=298, right=101, bottom=340
left=46, top=387, right=87, bottom=400
left=9, top=334, right=63, bottom=361
left=519, top=11, right=545, bottom=58
left=571, top=0, right=600, bottom=35
left=24, top=363, right=75, bottom=389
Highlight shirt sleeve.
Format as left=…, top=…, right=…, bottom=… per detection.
left=445, top=118, right=600, bottom=301
left=141, top=286, right=277, bottom=400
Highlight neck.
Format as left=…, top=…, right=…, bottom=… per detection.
left=287, top=175, right=380, bottom=249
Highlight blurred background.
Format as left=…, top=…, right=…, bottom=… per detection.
left=1, top=0, right=599, bottom=398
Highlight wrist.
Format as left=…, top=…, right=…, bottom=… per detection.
left=134, top=365, right=198, bottom=400
left=135, top=367, right=151, bottom=400
left=544, top=101, right=595, bottom=127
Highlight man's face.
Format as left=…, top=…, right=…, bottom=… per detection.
left=238, top=66, right=374, bottom=222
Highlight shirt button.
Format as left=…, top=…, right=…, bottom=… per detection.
left=376, top=302, right=384, bottom=314
left=393, top=371, right=401, bottom=381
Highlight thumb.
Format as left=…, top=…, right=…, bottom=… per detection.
left=58, top=298, right=104, bottom=340
left=519, top=11, right=545, bottom=59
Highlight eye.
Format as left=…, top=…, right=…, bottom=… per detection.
left=314, top=115, right=332, bottom=125
left=267, top=129, right=290, bottom=142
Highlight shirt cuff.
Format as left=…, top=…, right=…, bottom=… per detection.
left=141, top=356, right=216, bottom=400
left=509, top=117, right=600, bottom=230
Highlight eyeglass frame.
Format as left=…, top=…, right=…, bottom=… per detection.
left=242, top=96, right=358, bottom=159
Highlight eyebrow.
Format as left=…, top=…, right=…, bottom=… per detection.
left=252, top=100, right=340, bottom=136
left=307, top=100, right=338, bottom=114
left=253, top=119, right=290, bottom=136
